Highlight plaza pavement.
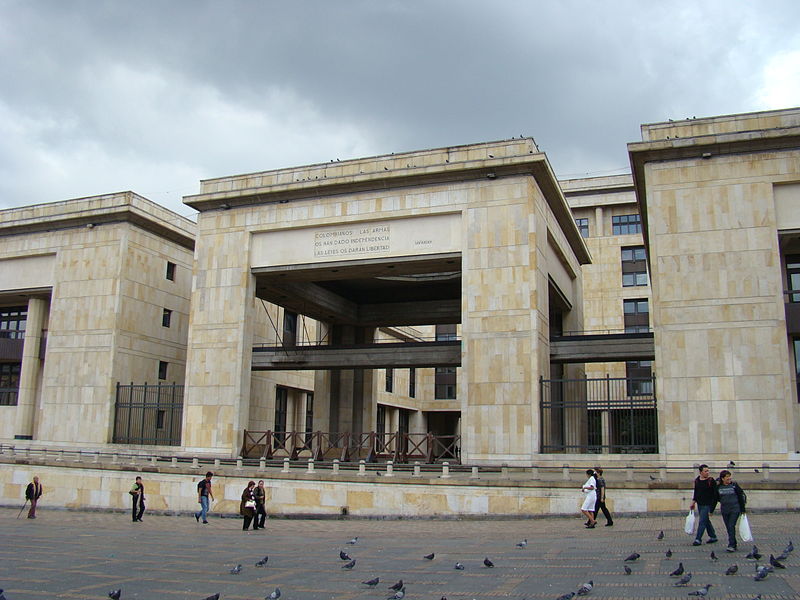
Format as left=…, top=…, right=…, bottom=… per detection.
left=1, top=507, right=798, bottom=599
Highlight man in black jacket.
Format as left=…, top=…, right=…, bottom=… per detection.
left=25, top=476, right=43, bottom=519
left=689, top=464, right=718, bottom=546
left=130, top=476, right=145, bottom=522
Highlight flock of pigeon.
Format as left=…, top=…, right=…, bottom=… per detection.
left=603, top=532, right=794, bottom=600
left=3, top=529, right=792, bottom=599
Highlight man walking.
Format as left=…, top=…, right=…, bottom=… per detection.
left=690, top=464, right=718, bottom=546
left=593, top=467, right=614, bottom=526
left=25, top=475, right=43, bottom=519
left=130, top=476, right=145, bottom=522
left=253, top=480, right=267, bottom=530
left=194, top=471, right=214, bottom=524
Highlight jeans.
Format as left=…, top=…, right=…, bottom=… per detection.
left=722, top=509, right=740, bottom=548
left=695, top=504, right=717, bottom=542
left=196, top=495, right=210, bottom=522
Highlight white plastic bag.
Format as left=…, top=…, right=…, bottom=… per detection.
left=684, top=510, right=696, bottom=535
left=738, top=514, right=753, bottom=542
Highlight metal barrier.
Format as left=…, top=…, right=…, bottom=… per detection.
left=112, top=382, right=183, bottom=446
left=540, top=375, right=658, bottom=454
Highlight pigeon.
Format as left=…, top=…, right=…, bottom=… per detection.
left=769, top=554, right=786, bottom=569
left=725, top=564, right=738, bottom=575
left=657, top=530, right=665, bottom=540
left=754, top=566, right=769, bottom=581
left=229, top=564, right=242, bottom=575
left=454, top=562, right=465, bottom=570
left=688, top=584, right=712, bottom=597
left=267, top=588, right=281, bottom=600
left=342, top=559, right=356, bottom=569
left=255, top=556, right=269, bottom=567
left=728, top=460, right=736, bottom=467
left=776, top=551, right=789, bottom=561
left=624, top=552, right=641, bottom=562
left=388, top=587, right=405, bottom=600
left=340, top=550, right=352, bottom=561
left=670, top=562, right=685, bottom=577
left=577, top=580, right=593, bottom=595
left=786, top=540, right=794, bottom=553
left=483, top=557, right=494, bottom=568
left=749, top=595, right=762, bottom=600
left=624, top=565, right=632, bottom=575
left=555, top=593, right=575, bottom=600
left=202, top=595, right=220, bottom=600
left=389, top=580, right=403, bottom=591
left=710, top=551, right=718, bottom=561
left=347, top=537, right=359, bottom=545
left=0, top=590, right=5, bottom=600
left=666, top=549, right=673, bottom=558
left=362, top=577, right=380, bottom=587
left=424, top=553, right=435, bottom=560
left=746, top=546, right=762, bottom=560
left=674, top=572, right=692, bottom=586
left=108, top=592, right=122, bottom=600
left=516, top=538, right=528, bottom=548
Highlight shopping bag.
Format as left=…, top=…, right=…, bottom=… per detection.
left=738, top=514, right=753, bottom=542
left=684, top=510, right=696, bottom=535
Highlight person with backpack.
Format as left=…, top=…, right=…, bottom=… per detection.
left=717, top=469, right=747, bottom=552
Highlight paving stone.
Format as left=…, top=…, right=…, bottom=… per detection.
left=0, top=508, right=798, bottom=599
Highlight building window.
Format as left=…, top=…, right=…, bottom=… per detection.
left=435, top=367, right=457, bottom=399
left=436, top=323, right=457, bottom=341
left=385, top=368, right=394, bottom=393
left=612, top=214, right=642, bottom=235
left=165, top=261, right=176, bottom=281
left=282, top=310, right=297, bottom=347
left=304, top=392, right=314, bottom=443
left=787, top=255, right=800, bottom=303
left=409, top=367, right=416, bottom=398
left=622, top=246, right=648, bottom=287
left=623, top=299, right=649, bottom=333
left=0, top=362, right=21, bottom=406
left=376, top=404, right=386, bottom=451
left=158, top=361, right=168, bottom=380
left=156, top=409, right=166, bottom=429
left=0, top=307, right=27, bottom=340
left=162, top=308, right=172, bottom=328
left=794, top=339, right=800, bottom=402
left=626, top=360, right=653, bottom=396
left=575, top=217, right=589, bottom=238
left=274, top=387, right=288, bottom=436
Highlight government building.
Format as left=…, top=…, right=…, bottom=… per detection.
left=2, top=106, right=799, bottom=471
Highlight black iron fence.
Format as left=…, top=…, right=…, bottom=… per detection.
left=540, top=375, right=658, bottom=454
left=113, top=382, right=183, bottom=446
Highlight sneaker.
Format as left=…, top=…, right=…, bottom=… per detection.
left=707, top=538, right=718, bottom=544
left=726, top=546, right=736, bottom=552
left=692, top=540, right=702, bottom=546
left=195, top=513, right=199, bottom=523
left=202, top=520, right=209, bottom=524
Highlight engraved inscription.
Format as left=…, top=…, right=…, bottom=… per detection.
left=314, top=225, right=391, bottom=258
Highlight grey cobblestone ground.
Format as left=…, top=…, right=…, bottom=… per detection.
left=1, top=508, right=798, bottom=599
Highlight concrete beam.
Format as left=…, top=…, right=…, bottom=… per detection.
left=549, top=332, right=654, bottom=363
left=252, top=341, right=461, bottom=370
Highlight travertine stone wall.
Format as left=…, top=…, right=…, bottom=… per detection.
left=632, top=111, right=800, bottom=461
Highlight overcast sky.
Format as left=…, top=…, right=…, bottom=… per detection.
left=1, top=1, right=799, bottom=218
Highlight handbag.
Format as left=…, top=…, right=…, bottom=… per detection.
left=245, top=500, right=256, bottom=509
left=738, top=514, right=753, bottom=542
left=684, top=510, right=696, bottom=535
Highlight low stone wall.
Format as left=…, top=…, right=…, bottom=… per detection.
left=2, top=457, right=799, bottom=518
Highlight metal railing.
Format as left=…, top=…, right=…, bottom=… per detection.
left=112, top=382, right=183, bottom=446
left=241, top=430, right=461, bottom=464
left=540, top=375, right=658, bottom=454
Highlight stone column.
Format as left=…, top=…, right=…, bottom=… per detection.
left=15, top=297, right=47, bottom=439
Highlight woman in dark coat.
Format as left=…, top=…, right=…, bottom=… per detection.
left=240, top=481, right=256, bottom=531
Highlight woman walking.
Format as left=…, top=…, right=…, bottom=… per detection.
left=240, top=481, right=257, bottom=531
left=580, top=469, right=598, bottom=528
left=717, top=469, right=746, bottom=552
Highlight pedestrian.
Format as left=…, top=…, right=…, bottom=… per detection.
left=690, top=463, right=718, bottom=546
left=253, top=479, right=267, bottom=530
left=593, top=467, right=614, bottom=526
left=240, top=480, right=257, bottom=531
left=717, top=469, right=746, bottom=552
left=25, top=475, right=43, bottom=519
left=129, top=476, right=145, bottom=522
left=194, top=471, right=214, bottom=524
left=580, top=469, right=597, bottom=528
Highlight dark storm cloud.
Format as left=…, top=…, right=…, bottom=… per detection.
left=0, top=0, right=798, bottom=214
